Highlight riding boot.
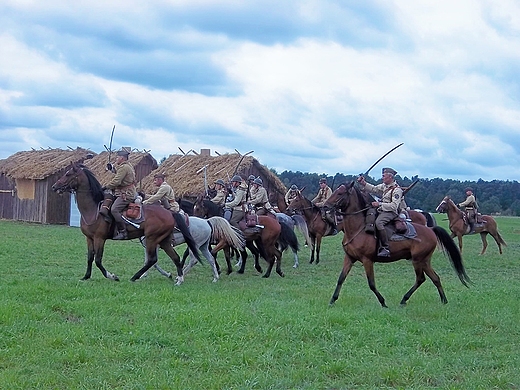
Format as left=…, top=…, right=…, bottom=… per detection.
left=99, top=193, right=114, bottom=218
left=469, top=222, right=475, bottom=234
left=113, top=221, right=127, bottom=240
left=377, top=229, right=391, bottom=257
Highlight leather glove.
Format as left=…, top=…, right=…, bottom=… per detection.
left=106, top=163, right=113, bottom=171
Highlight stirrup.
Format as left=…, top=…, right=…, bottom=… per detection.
left=377, top=248, right=390, bottom=257
left=113, top=230, right=127, bottom=240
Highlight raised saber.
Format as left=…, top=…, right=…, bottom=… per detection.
left=104, top=125, right=116, bottom=171
left=362, top=143, right=404, bottom=177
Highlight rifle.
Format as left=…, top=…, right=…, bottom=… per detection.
left=402, top=179, right=419, bottom=196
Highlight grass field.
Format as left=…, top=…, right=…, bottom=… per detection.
left=0, top=216, right=519, bottom=389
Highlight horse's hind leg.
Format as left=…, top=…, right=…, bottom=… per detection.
left=479, top=232, right=488, bottom=255
left=130, top=245, right=159, bottom=282
left=159, top=240, right=184, bottom=285
left=400, top=263, right=429, bottom=305
left=422, top=264, right=447, bottom=304
left=275, top=248, right=284, bottom=277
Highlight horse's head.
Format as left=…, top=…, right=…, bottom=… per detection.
left=285, top=189, right=310, bottom=215
left=52, top=163, right=82, bottom=194
left=435, top=195, right=451, bottom=213
left=325, top=181, right=368, bottom=213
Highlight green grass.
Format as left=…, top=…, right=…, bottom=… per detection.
left=0, top=216, right=519, bottom=389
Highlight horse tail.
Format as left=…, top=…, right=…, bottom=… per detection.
left=422, top=212, right=437, bottom=227
left=432, top=226, right=471, bottom=287
left=291, top=214, right=311, bottom=246
left=278, top=220, right=300, bottom=253
left=207, top=216, right=246, bottom=250
left=495, top=230, right=507, bottom=246
left=173, top=213, right=202, bottom=263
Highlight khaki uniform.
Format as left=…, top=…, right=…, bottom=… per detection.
left=249, top=186, right=275, bottom=214
left=458, top=194, right=477, bottom=223
left=143, top=181, right=179, bottom=212
left=362, top=181, right=403, bottom=230
left=312, top=186, right=332, bottom=207
left=225, top=182, right=248, bottom=227
left=210, top=189, right=227, bottom=206
left=105, top=161, right=136, bottom=199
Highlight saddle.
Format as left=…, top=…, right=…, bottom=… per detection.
left=238, top=212, right=263, bottom=234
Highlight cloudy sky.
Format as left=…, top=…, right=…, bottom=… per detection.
left=1, top=0, right=519, bottom=181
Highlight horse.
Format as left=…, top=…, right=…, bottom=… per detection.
left=275, top=212, right=308, bottom=268
left=407, top=209, right=437, bottom=227
left=142, top=216, right=245, bottom=281
left=324, top=181, right=470, bottom=307
left=51, top=163, right=201, bottom=284
left=435, top=195, right=506, bottom=255
left=192, top=195, right=286, bottom=277
left=285, top=190, right=341, bottom=265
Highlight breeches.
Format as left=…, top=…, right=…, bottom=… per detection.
left=230, top=210, right=244, bottom=228
left=112, top=197, right=130, bottom=224
left=375, top=211, right=397, bottom=230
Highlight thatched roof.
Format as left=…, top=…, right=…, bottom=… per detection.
left=139, top=152, right=287, bottom=198
left=82, top=150, right=158, bottom=185
left=0, top=147, right=95, bottom=180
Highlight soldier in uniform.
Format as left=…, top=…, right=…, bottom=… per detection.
left=143, top=173, right=180, bottom=212
left=458, top=187, right=477, bottom=233
left=357, top=167, right=403, bottom=257
left=102, top=149, right=137, bottom=240
left=224, top=175, right=248, bottom=228
left=284, top=184, right=299, bottom=205
left=249, top=177, right=277, bottom=216
left=210, top=179, right=227, bottom=207
left=312, top=177, right=336, bottom=235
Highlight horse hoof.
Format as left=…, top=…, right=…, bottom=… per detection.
left=212, top=278, right=218, bottom=283
left=293, top=264, right=298, bottom=268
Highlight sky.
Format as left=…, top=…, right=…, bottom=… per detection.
left=1, top=0, right=519, bottom=182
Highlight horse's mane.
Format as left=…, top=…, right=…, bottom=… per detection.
left=79, top=164, right=104, bottom=204
left=202, top=199, right=222, bottom=215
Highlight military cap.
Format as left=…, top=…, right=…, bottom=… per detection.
left=253, top=177, right=263, bottom=186
left=382, top=167, right=397, bottom=176
left=231, top=175, right=243, bottom=183
left=153, top=173, right=166, bottom=179
left=215, top=179, right=225, bottom=186
left=465, top=187, right=473, bottom=192
left=248, top=174, right=256, bottom=181
left=290, top=184, right=298, bottom=190
left=116, top=150, right=130, bottom=157
left=319, top=178, right=327, bottom=184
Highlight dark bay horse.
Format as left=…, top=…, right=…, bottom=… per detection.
left=436, top=195, right=506, bottom=255
left=52, top=163, right=201, bottom=283
left=192, top=196, right=287, bottom=277
left=285, top=190, right=341, bottom=265
left=325, top=182, right=470, bottom=307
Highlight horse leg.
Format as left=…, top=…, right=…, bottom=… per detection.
left=274, top=248, right=284, bottom=277
left=362, top=260, right=387, bottom=308
left=456, top=234, right=463, bottom=253
left=422, top=263, right=447, bottom=304
left=237, top=249, right=248, bottom=274
left=330, top=254, right=354, bottom=305
left=490, top=232, right=503, bottom=255
left=201, top=243, right=220, bottom=282
left=399, top=263, right=429, bottom=305
left=83, top=237, right=95, bottom=280
left=93, top=237, right=119, bottom=281
left=315, top=236, right=322, bottom=264
left=292, top=247, right=299, bottom=268
left=130, top=244, right=159, bottom=282
left=141, top=245, right=172, bottom=279
left=309, top=235, right=316, bottom=264
left=479, top=232, right=488, bottom=255
left=159, top=238, right=184, bottom=285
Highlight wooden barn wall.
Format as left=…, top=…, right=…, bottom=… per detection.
left=12, top=174, right=70, bottom=224
left=134, top=160, right=156, bottom=188
left=0, top=174, right=15, bottom=220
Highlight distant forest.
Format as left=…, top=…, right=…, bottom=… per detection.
left=275, top=170, right=520, bottom=216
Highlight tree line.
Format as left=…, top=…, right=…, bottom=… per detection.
left=274, top=170, right=520, bottom=216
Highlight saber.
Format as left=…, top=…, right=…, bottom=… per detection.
left=104, top=125, right=116, bottom=171
left=362, top=143, right=403, bottom=177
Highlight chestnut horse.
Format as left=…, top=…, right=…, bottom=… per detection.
left=52, top=163, right=201, bottom=283
left=192, top=196, right=285, bottom=277
left=435, top=195, right=506, bottom=255
left=324, top=182, right=470, bottom=307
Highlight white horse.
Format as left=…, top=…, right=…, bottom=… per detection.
left=142, top=216, right=244, bottom=282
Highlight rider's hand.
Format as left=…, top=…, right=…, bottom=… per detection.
left=357, top=175, right=366, bottom=185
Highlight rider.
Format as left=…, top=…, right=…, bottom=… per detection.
left=357, top=167, right=403, bottom=257
left=312, top=177, right=336, bottom=234
left=102, top=149, right=137, bottom=240
left=143, top=173, right=180, bottom=213
left=285, top=184, right=299, bottom=206
left=224, top=175, right=247, bottom=228
left=249, top=177, right=277, bottom=216
left=458, top=187, right=477, bottom=233
left=210, top=179, right=227, bottom=207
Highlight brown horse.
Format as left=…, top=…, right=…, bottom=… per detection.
left=436, top=195, right=506, bottom=255
left=192, top=196, right=285, bottom=277
left=52, top=163, right=201, bottom=283
left=324, top=182, right=470, bottom=307
left=285, top=190, right=339, bottom=265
